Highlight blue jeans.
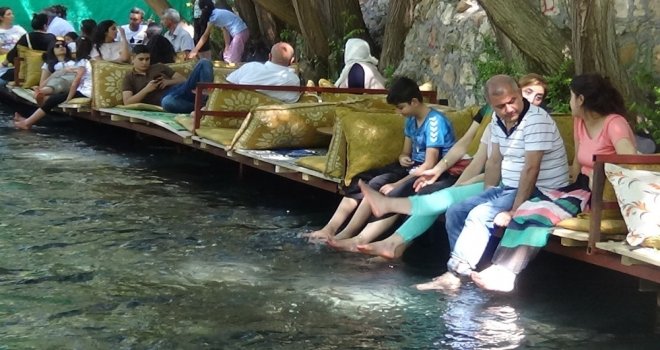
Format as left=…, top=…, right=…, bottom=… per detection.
left=161, top=59, right=213, bottom=113
left=445, top=186, right=517, bottom=276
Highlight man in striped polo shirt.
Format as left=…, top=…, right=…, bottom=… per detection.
left=416, top=75, right=568, bottom=292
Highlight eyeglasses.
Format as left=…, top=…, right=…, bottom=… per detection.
left=54, top=43, right=65, bottom=48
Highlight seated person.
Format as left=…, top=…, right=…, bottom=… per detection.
left=161, top=9, right=194, bottom=56
left=305, top=77, right=455, bottom=244
left=121, top=7, right=148, bottom=48
left=335, top=38, right=385, bottom=89
left=146, top=34, right=177, bottom=64
left=415, top=75, right=569, bottom=292
left=14, top=36, right=93, bottom=130
left=190, top=0, right=249, bottom=63
left=91, top=20, right=130, bottom=63
left=122, top=44, right=186, bottom=106
left=225, top=42, right=301, bottom=103
left=2, top=13, right=56, bottom=83
left=471, top=73, right=637, bottom=293
left=35, top=38, right=76, bottom=105
left=63, top=31, right=77, bottom=54
left=44, top=5, right=75, bottom=37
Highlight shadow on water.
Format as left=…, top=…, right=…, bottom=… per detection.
left=0, top=104, right=659, bottom=349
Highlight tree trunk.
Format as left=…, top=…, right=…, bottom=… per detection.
left=235, top=0, right=261, bottom=41
left=326, top=0, right=378, bottom=55
left=291, top=0, right=330, bottom=60
left=144, top=0, right=172, bottom=16
left=477, top=0, right=570, bottom=75
left=254, top=4, right=282, bottom=47
left=571, top=0, right=636, bottom=109
left=379, top=0, right=419, bottom=71
left=252, top=0, right=299, bottom=29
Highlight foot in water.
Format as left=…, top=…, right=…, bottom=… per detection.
left=326, top=237, right=361, bottom=253
left=358, top=179, right=387, bottom=217
left=415, top=272, right=461, bottom=292
left=302, top=228, right=334, bottom=242
left=356, top=234, right=406, bottom=259
left=471, top=265, right=516, bottom=293
left=13, top=113, right=31, bottom=130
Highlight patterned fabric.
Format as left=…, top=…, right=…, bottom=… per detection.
left=324, top=116, right=347, bottom=178
left=230, top=103, right=337, bottom=150
left=17, top=45, right=45, bottom=88
left=296, top=156, right=327, bottom=174
left=322, top=93, right=391, bottom=110
left=605, top=163, right=660, bottom=246
left=196, top=128, right=239, bottom=146
left=338, top=109, right=405, bottom=186
left=493, top=175, right=591, bottom=273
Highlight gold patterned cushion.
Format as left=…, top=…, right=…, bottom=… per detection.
left=175, top=114, right=195, bottom=132
left=322, top=93, right=392, bottom=110
left=296, top=155, right=327, bottom=173
left=17, top=45, right=45, bottom=88
left=196, top=127, right=239, bottom=146
left=230, top=102, right=337, bottom=150
left=169, top=60, right=196, bottom=77
left=65, top=97, right=92, bottom=106
left=555, top=218, right=627, bottom=235
left=324, top=117, right=348, bottom=178
left=116, top=103, right=164, bottom=111
left=338, top=108, right=405, bottom=185
left=92, top=60, right=133, bottom=108
left=552, top=113, right=574, bottom=165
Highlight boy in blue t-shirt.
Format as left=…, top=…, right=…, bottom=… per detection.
left=305, top=77, right=456, bottom=244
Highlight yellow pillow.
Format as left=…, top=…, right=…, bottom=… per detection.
left=642, top=236, right=660, bottom=249
left=91, top=60, right=133, bottom=108
left=324, top=118, right=348, bottom=178
left=322, top=93, right=392, bottom=110
left=296, top=155, right=328, bottom=174
left=204, top=83, right=282, bottom=128
left=117, top=103, right=164, bottom=111
left=555, top=217, right=628, bottom=235
left=338, top=108, right=405, bottom=185
left=467, top=112, right=493, bottom=156
left=195, top=127, right=239, bottom=147
left=444, top=105, right=481, bottom=145
left=230, top=102, right=337, bottom=150
left=175, top=114, right=194, bottom=132
left=17, top=45, right=45, bottom=88
left=169, top=60, right=196, bottom=77
left=551, top=113, right=574, bottom=165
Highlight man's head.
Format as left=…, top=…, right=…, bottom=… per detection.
left=128, top=7, right=145, bottom=31
left=131, top=44, right=151, bottom=73
left=160, top=9, right=181, bottom=31
left=269, top=42, right=295, bottom=66
left=485, top=75, right=524, bottom=123
left=387, top=77, right=424, bottom=116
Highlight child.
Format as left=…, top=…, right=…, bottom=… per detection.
left=306, top=77, right=456, bottom=247
left=121, top=44, right=185, bottom=106
left=64, top=31, right=77, bottom=54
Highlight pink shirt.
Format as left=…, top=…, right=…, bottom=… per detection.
left=574, top=114, right=635, bottom=176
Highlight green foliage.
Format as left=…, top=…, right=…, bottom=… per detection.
left=544, top=59, right=573, bottom=114
left=383, top=65, right=396, bottom=87
left=630, top=70, right=660, bottom=143
left=474, top=36, right=522, bottom=91
left=327, top=11, right=365, bottom=80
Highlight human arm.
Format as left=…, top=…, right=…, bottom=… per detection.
left=122, top=79, right=160, bottom=105
left=454, top=140, right=488, bottom=186
left=484, top=141, right=502, bottom=189
left=189, top=24, right=213, bottom=58
left=65, top=66, right=86, bottom=101
left=493, top=150, right=543, bottom=227
left=115, top=28, right=131, bottom=63
left=222, top=27, right=231, bottom=54
left=37, top=67, right=52, bottom=89
left=379, top=137, right=414, bottom=195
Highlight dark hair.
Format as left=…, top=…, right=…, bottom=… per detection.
left=146, top=35, right=176, bottom=64
left=46, top=39, right=73, bottom=72
left=132, top=44, right=150, bottom=55
left=570, top=73, right=627, bottom=118
left=199, top=0, right=216, bottom=24
left=0, top=7, right=10, bottom=22
left=47, top=5, right=67, bottom=19
left=92, top=20, right=116, bottom=59
left=64, top=31, right=78, bottom=41
left=75, top=36, right=93, bottom=61
left=81, top=19, right=97, bottom=38
left=387, top=77, right=423, bottom=105
left=31, top=13, right=49, bottom=31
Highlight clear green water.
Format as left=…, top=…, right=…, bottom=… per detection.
left=0, top=105, right=658, bottom=349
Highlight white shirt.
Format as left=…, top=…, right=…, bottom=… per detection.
left=47, top=17, right=75, bottom=37
left=40, top=60, right=76, bottom=72
left=120, top=24, right=147, bottom=47
left=226, top=61, right=301, bottom=103
left=75, top=59, right=93, bottom=97
left=163, top=23, right=194, bottom=53
left=91, top=41, right=125, bottom=61
left=490, top=103, right=568, bottom=190
left=0, top=25, right=26, bottom=76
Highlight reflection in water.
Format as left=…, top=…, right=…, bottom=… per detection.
left=0, top=105, right=658, bottom=349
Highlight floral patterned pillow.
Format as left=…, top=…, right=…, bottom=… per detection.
left=92, top=60, right=133, bottom=108
left=605, top=163, right=660, bottom=246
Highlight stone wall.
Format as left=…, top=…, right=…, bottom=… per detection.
left=359, top=0, right=390, bottom=48
left=396, top=0, right=659, bottom=108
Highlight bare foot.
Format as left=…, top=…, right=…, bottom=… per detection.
left=302, top=228, right=335, bottom=243
left=326, top=237, right=361, bottom=253
left=358, top=179, right=387, bottom=217
left=470, top=265, right=516, bottom=293
left=13, top=113, right=31, bottom=130
left=414, top=272, right=461, bottom=291
left=356, top=234, right=406, bottom=259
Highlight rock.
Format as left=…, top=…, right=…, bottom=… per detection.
left=618, top=41, right=637, bottom=66
left=456, top=0, right=471, bottom=13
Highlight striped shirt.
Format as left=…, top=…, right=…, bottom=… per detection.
left=490, top=102, right=568, bottom=190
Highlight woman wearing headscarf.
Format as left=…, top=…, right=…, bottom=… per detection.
left=335, top=38, right=385, bottom=89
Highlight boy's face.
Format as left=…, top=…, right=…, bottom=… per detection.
left=132, top=53, right=151, bottom=73
left=394, top=99, right=418, bottom=116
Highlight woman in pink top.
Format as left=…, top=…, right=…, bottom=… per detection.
left=470, top=73, right=637, bottom=293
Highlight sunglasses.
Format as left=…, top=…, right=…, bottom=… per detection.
left=54, top=43, right=66, bottom=48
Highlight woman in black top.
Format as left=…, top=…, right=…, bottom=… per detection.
left=4, top=13, right=55, bottom=66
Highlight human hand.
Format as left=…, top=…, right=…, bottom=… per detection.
left=399, top=155, right=413, bottom=167
left=494, top=211, right=513, bottom=227
left=379, top=183, right=396, bottom=195
left=413, top=168, right=441, bottom=192
left=187, top=49, right=198, bottom=60
left=119, top=27, right=127, bottom=38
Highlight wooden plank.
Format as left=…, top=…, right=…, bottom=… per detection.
left=596, top=241, right=660, bottom=268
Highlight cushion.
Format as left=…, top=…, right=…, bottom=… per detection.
left=555, top=217, right=627, bottom=235
left=204, top=81, right=282, bottom=128
left=65, top=97, right=91, bottom=105
left=324, top=117, right=348, bottom=178
left=17, top=45, right=45, bottom=88
left=230, top=102, right=337, bottom=150
left=92, top=60, right=133, bottom=108
left=322, top=93, right=392, bottom=110
left=169, top=60, right=196, bottom=77
left=337, top=108, right=405, bottom=185
left=605, top=163, right=660, bottom=246
left=642, top=236, right=660, bottom=249
left=296, top=155, right=328, bottom=173
left=116, top=103, right=164, bottom=111
left=196, top=127, right=239, bottom=146
left=467, top=112, right=492, bottom=156
left=175, top=114, right=194, bottom=132
left=551, top=113, right=574, bottom=165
